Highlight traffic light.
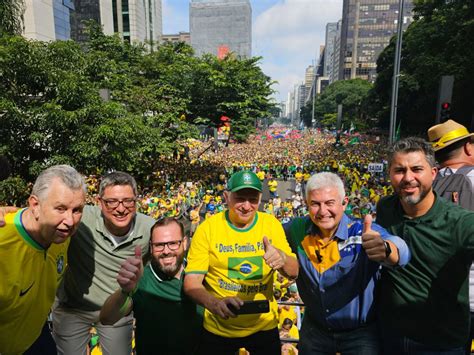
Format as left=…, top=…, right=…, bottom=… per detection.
left=440, top=102, right=451, bottom=122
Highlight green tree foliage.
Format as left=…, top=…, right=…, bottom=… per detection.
left=0, top=23, right=275, bottom=193
left=0, top=0, right=25, bottom=36
left=368, top=0, right=474, bottom=132
left=313, top=79, right=372, bottom=129
left=300, top=102, right=313, bottom=128
left=186, top=54, right=274, bottom=142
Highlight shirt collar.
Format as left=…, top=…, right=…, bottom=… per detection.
left=149, top=259, right=187, bottom=282
left=395, top=192, right=441, bottom=223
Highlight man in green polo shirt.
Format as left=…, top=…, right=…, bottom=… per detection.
left=53, top=172, right=155, bottom=355
left=377, top=137, right=474, bottom=354
left=100, top=217, right=202, bottom=354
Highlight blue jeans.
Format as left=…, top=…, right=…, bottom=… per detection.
left=299, top=317, right=380, bottom=355
left=382, top=334, right=464, bottom=355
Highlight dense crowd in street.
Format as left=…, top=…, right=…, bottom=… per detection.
left=83, top=129, right=391, bottom=225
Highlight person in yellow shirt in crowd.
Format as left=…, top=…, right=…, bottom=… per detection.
left=189, top=201, right=204, bottom=237
left=268, top=176, right=278, bottom=198
left=279, top=318, right=299, bottom=340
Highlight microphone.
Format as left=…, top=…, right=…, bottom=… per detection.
left=315, top=250, right=323, bottom=263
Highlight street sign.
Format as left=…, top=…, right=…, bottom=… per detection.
left=368, top=163, right=384, bottom=173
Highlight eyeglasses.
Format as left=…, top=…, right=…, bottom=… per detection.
left=150, top=240, right=182, bottom=252
left=100, top=198, right=136, bottom=209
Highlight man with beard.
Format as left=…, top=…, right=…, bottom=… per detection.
left=100, top=217, right=202, bottom=355
left=376, top=137, right=474, bottom=354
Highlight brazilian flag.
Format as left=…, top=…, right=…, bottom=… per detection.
left=228, top=256, right=263, bottom=280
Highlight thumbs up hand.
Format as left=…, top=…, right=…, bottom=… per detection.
left=117, top=245, right=144, bottom=293
left=361, top=214, right=387, bottom=262
left=263, top=236, right=286, bottom=270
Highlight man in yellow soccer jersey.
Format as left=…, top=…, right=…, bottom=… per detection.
left=0, top=165, right=86, bottom=355
left=184, top=170, right=298, bottom=354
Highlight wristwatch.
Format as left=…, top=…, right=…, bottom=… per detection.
left=384, top=241, right=392, bottom=258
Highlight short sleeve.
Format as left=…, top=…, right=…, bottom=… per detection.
left=185, top=222, right=210, bottom=275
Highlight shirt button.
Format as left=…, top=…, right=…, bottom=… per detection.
left=326, top=309, right=330, bottom=313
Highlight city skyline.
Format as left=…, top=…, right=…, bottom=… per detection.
left=163, top=0, right=343, bottom=102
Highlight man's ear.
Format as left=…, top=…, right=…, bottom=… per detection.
left=465, top=140, right=474, bottom=157
left=342, top=196, right=349, bottom=205
left=28, top=195, right=41, bottom=219
left=223, top=191, right=230, bottom=204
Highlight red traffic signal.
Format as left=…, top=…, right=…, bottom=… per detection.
left=440, top=102, right=451, bottom=121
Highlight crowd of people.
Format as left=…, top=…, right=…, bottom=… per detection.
left=2, top=119, right=474, bottom=355
left=82, top=130, right=391, bottom=227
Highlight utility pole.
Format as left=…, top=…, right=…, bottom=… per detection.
left=311, top=59, right=317, bottom=126
left=389, top=0, right=405, bottom=145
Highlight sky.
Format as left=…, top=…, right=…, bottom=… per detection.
left=162, top=0, right=343, bottom=103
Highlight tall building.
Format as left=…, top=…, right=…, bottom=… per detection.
left=339, top=0, right=414, bottom=81
left=112, top=0, right=162, bottom=47
left=324, top=22, right=340, bottom=82
left=22, top=0, right=162, bottom=48
left=304, top=65, right=316, bottom=104
left=23, top=0, right=75, bottom=41
left=70, top=0, right=114, bottom=42
left=286, top=92, right=295, bottom=123
left=304, top=65, right=315, bottom=93
left=329, top=20, right=342, bottom=83
left=190, top=0, right=252, bottom=58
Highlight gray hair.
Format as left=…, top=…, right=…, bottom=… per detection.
left=99, top=171, right=138, bottom=197
left=305, top=172, right=346, bottom=201
left=32, top=165, right=86, bottom=201
left=388, top=137, right=436, bottom=168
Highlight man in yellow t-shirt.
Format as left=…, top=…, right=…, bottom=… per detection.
left=0, top=165, right=86, bottom=355
left=184, top=170, right=298, bottom=354
left=268, top=177, right=278, bottom=198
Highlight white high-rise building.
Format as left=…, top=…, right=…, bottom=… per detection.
left=22, top=0, right=162, bottom=49
left=190, top=0, right=252, bottom=58
left=23, top=0, right=75, bottom=41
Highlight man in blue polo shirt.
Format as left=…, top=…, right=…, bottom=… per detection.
left=284, top=172, right=410, bottom=354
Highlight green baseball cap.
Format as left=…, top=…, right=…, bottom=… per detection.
left=227, top=171, right=262, bottom=192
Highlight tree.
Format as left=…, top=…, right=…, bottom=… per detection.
left=368, top=0, right=474, bottom=133
left=0, top=0, right=25, bottom=36
left=187, top=54, right=275, bottom=141
left=314, top=79, right=372, bottom=129
left=0, top=21, right=277, bottom=197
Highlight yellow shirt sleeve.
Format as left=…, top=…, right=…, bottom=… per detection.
left=185, top=221, right=210, bottom=274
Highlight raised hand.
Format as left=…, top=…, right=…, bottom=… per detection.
left=116, top=245, right=143, bottom=293
left=263, top=236, right=286, bottom=270
left=361, top=214, right=387, bottom=262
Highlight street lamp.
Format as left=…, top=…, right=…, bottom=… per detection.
left=389, top=0, right=405, bottom=145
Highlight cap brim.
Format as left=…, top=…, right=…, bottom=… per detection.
left=433, top=133, right=474, bottom=151
left=230, top=186, right=262, bottom=193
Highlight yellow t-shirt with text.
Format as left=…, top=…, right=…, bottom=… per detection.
left=185, top=211, right=295, bottom=338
